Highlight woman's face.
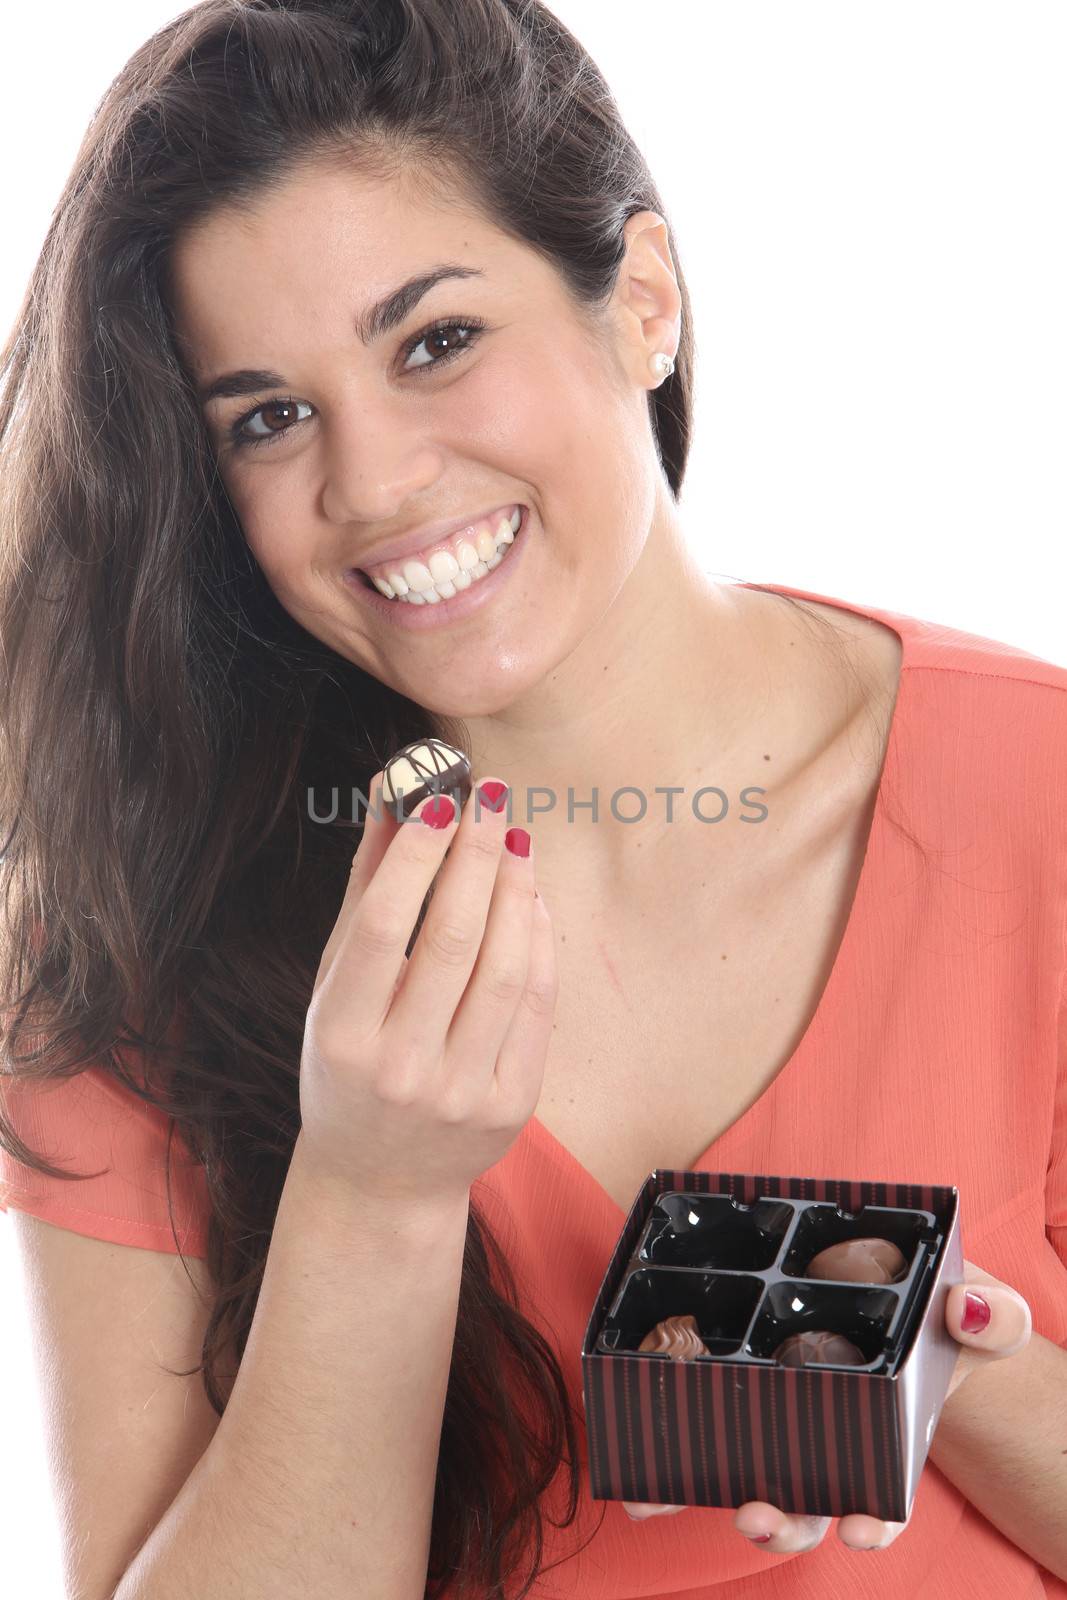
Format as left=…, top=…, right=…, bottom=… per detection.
left=169, top=156, right=671, bottom=716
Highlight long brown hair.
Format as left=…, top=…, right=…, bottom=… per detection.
left=0, top=3, right=908, bottom=1595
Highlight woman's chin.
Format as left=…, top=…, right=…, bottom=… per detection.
left=396, top=667, right=544, bottom=721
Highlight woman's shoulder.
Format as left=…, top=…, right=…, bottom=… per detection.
left=881, top=597, right=1067, bottom=700
left=883, top=597, right=1067, bottom=779
left=742, top=577, right=1066, bottom=688
left=744, top=578, right=1067, bottom=743
left=741, top=582, right=1067, bottom=883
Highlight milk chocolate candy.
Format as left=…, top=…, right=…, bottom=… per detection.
left=806, top=1236, right=908, bottom=1285
left=637, top=1313, right=709, bottom=1360
left=381, top=739, right=472, bottom=818
left=772, top=1330, right=867, bottom=1367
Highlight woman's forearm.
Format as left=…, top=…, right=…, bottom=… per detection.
left=112, top=1130, right=470, bottom=1600
left=928, top=1330, right=1067, bottom=1581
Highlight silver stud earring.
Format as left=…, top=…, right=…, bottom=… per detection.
left=649, top=352, right=675, bottom=384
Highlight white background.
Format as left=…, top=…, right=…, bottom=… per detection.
left=2, top=3, right=1065, bottom=1595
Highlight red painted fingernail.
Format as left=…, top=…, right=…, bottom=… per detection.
left=418, top=795, right=455, bottom=829
left=961, top=1290, right=991, bottom=1332
left=505, top=827, right=530, bottom=858
left=477, top=780, right=509, bottom=812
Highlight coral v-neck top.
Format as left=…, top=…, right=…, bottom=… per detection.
left=2, top=579, right=1066, bottom=1599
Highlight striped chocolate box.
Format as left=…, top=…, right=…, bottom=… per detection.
left=581, top=1171, right=963, bottom=1521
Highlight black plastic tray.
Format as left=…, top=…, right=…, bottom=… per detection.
left=596, top=1192, right=943, bottom=1374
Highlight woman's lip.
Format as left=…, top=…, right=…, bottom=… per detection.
left=353, top=502, right=523, bottom=578
left=342, top=505, right=530, bottom=629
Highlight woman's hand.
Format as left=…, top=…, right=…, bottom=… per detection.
left=616, top=1259, right=1032, bottom=1552
left=300, top=769, right=557, bottom=1207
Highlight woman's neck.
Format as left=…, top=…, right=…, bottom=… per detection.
left=461, top=503, right=837, bottom=898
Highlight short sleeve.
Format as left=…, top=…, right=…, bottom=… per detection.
left=0, top=1061, right=211, bottom=1258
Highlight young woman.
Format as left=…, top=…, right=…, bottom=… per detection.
left=0, top=4, right=1062, bottom=1598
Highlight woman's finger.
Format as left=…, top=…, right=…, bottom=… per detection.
left=944, top=1260, right=1032, bottom=1397
left=333, top=790, right=463, bottom=1036
left=479, top=886, right=559, bottom=1119
left=733, top=1503, right=831, bottom=1552
left=314, top=768, right=396, bottom=987
left=836, top=1512, right=909, bottom=1550
left=388, top=779, right=513, bottom=1068
left=621, top=1501, right=686, bottom=1519
left=441, top=819, right=537, bottom=1101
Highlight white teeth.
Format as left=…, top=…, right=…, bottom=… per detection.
left=402, top=558, right=433, bottom=591
left=367, top=507, right=524, bottom=604
left=428, top=550, right=460, bottom=583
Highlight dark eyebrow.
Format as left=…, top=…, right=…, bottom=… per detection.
left=197, top=263, right=486, bottom=405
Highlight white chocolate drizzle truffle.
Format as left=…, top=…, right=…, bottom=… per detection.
left=381, top=739, right=473, bottom=817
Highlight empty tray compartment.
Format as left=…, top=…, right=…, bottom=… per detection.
left=640, top=1192, right=795, bottom=1271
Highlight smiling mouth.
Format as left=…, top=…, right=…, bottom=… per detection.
left=352, top=506, right=525, bottom=603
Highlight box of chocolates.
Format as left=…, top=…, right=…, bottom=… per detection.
left=581, top=1171, right=963, bottom=1521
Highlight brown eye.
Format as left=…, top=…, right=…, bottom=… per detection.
left=230, top=397, right=312, bottom=451
left=402, top=318, right=486, bottom=374
left=258, top=400, right=299, bottom=432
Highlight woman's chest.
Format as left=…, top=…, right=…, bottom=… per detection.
left=533, top=776, right=882, bottom=1214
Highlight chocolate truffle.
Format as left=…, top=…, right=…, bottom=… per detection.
left=805, top=1236, right=908, bottom=1285
left=637, top=1313, right=709, bottom=1360
left=772, top=1330, right=868, bottom=1368
left=381, top=739, right=472, bottom=818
